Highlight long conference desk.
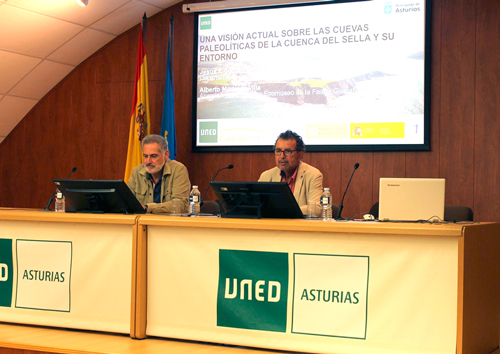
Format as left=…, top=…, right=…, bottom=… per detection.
left=0, top=209, right=499, bottom=354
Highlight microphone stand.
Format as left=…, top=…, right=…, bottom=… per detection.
left=43, top=167, right=77, bottom=211
left=200, top=164, right=233, bottom=206
left=336, top=163, right=359, bottom=220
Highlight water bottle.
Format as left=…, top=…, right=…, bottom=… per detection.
left=55, top=189, right=65, bottom=213
left=320, top=187, right=332, bottom=221
left=189, top=185, right=201, bottom=217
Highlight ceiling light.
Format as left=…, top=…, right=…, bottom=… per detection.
left=77, top=0, right=89, bottom=6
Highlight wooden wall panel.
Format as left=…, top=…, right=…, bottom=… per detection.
left=439, top=0, right=476, bottom=207
left=0, top=347, right=23, bottom=354
left=21, top=99, right=51, bottom=207
left=340, top=152, right=373, bottom=217
left=474, top=0, right=500, bottom=222
left=188, top=152, right=237, bottom=202
left=405, top=0, right=441, bottom=180
left=95, top=28, right=137, bottom=84
left=308, top=152, right=342, bottom=206
left=0, top=0, right=499, bottom=221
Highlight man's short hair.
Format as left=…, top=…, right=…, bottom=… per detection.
left=142, top=134, right=169, bottom=153
left=275, top=130, right=306, bottom=152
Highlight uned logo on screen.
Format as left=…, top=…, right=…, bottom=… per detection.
left=200, top=128, right=216, bottom=136
left=200, top=16, right=212, bottom=30
left=199, top=122, right=218, bottom=143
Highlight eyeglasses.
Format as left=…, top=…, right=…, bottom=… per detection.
left=274, top=148, right=300, bottom=156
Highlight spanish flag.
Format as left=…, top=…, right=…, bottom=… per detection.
left=125, top=18, right=150, bottom=182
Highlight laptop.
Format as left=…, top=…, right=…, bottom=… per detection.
left=378, top=178, right=445, bottom=222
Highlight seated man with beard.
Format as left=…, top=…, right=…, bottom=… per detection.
left=127, top=134, right=190, bottom=214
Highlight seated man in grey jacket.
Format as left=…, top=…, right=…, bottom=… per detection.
left=127, top=134, right=190, bottom=214
left=258, top=130, right=323, bottom=215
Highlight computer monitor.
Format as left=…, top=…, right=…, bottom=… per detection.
left=53, top=179, right=146, bottom=214
left=210, top=181, right=304, bottom=219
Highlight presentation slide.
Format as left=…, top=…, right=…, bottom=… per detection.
left=193, top=0, right=429, bottom=151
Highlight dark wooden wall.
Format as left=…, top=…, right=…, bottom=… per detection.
left=0, top=0, right=499, bottom=221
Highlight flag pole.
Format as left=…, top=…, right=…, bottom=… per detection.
left=160, top=14, right=177, bottom=160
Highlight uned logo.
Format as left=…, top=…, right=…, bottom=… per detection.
left=0, top=239, right=13, bottom=307
left=217, top=250, right=288, bottom=332
left=200, top=16, right=212, bottom=30
left=199, top=121, right=218, bottom=143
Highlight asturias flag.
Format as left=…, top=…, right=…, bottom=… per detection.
left=125, top=21, right=150, bottom=182
left=160, top=15, right=176, bottom=160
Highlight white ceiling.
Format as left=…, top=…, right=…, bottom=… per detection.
left=0, top=0, right=183, bottom=144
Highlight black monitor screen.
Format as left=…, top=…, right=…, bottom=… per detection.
left=53, top=179, right=146, bottom=214
left=210, top=181, right=303, bottom=219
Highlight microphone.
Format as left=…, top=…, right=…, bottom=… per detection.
left=335, top=163, right=359, bottom=220
left=200, top=164, right=234, bottom=206
left=43, top=167, right=77, bottom=211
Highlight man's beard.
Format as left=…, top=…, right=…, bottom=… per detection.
left=145, top=162, right=164, bottom=175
